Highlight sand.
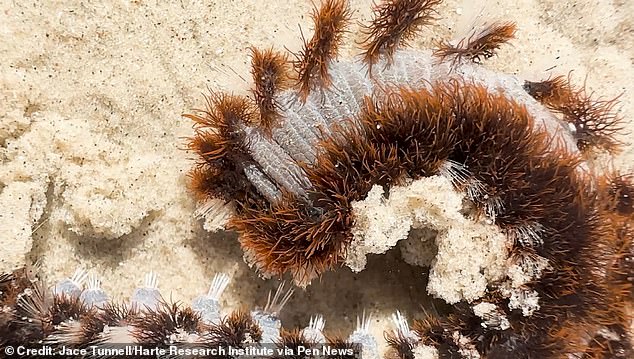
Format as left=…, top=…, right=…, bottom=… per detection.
left=1, top=0, right=632, bottom=346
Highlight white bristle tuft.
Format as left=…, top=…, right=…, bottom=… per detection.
left=483, top=195, right=503, bottom=220
left=86, top=273, right=101, bottom=290
left=80, top=274, right=109, bottom=308
left=356, top=310, right=372, bottom=334
left=131, top=272, right=161, bottom=311
left=207, top=273, right=230, bottom=300
left=70, top=268, right=89, bottom=287
left=302, top=314, right=326, bottom=343
left=391, top=311, right=411, bottom=337
left=53, top=267, right=88, bottom=297
left=509, top=222, right=546, bottom=247
left=143, top=271, right=158, bottom=289
left=309, top=315, right=325, bottom=332
left=440, top=160, right=471, bottom=187
left=264, top=281, right=294, bottom=316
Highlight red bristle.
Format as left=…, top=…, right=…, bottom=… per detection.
left=206, top=309, right=263, bottom=347
left=250, top=47, right=291, bottom=135
left=524, top=75, right=625, bottom=154
left=433, top=22, right=517, bottom=68
left=293, top=0, right=352, bottom=101
left=360, top=0, right=441, bottom=72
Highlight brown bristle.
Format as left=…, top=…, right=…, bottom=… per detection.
left=581, top=324, right=633, bottom=358
left=360, top=0, right=441, bottom=72
left=132, top=301, right=203, bottom=345
left=411, top=315, right=463, bottom=357
left=0, top=267, right=35, bottom=308
left=523, top=75, right=625, bottom=154
left=600, top=170, right=634, bottom=215
left=206, top=309, right=263, bottom=347
left=384, top=329, right=415, bottom=359
left=231, top=192, right=353, bottom=286
left=185, top=92, right=255, bottom=158
left=49, top=294, right=88, bottom=327
left=294, top=0, right=352, bottom=101
left=323, top=335, right=358, bottom=359
left=275, top=328, right=315, bottom=359
left=98, top=301, right=139, bottom=326
left=185, top=93, right=267, bottom=206
left=523, top=75, right=571, bottom=104
left=187, top=163, right=262, bottom=206
left=433, top=21, right=517, bottom=68
left=250, top=47, right=291, bottom=135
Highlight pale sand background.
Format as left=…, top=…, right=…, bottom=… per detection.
left=1, top=0, right=632, bottom=344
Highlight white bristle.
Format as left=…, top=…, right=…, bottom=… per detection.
left=80, top=274, right=109, bottom=308
left=355, top=310, right=372, bottom=334
left=264, top=281, right=294, bottom=316
left=143, top=271, right=158, bottom=289
left=207, top=273, right=230, bottom=300
left=131, top=272, right=161, bottom=310
left=53, top=267, right=88, bottom=297
left=303, top=315, right=326, bottom=343
left=391, top=311, right=411, bottom=338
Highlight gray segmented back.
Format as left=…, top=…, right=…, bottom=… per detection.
left=241, top=49, right=578, bottom=203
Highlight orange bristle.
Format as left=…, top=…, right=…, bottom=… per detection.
left=231, top=191, right=353, bottom=286
left=360, top=0, right=441, bottom=72
left=250, top=47, right=291, bottom=135
left=524, top=75, right=625, bottom=154
left=184, top=92, right=255, bottom=156
left=294, top=0, right=352, bottom=101
left=433, top=21, right=517, bottom=68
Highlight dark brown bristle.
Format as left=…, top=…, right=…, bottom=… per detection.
left=132, top=301, right=203, bottom=345
left=185, top=93, right=267, bottom=206
left=206, top=309, right=262, bottom=347
left=581, top=324, right=633, bottom=358
left=523, top=75, right=625, bottom=154
left=100, top=302, right=138, bottom=325
left=188, top=163, right=262, bottom=206
left=0, top=267, right=34, bottom=308
left=250, top=47, right=291, bottom=135
left=323, top=335, right=358, bottom=359
left=433, top=21, right=517, bottom=68
left=275, top=328, right=315, bottom=359
left=600, top=170, right=634, bottom=215
left=360, top=0, right=441, bottom=72
left=411, top=315, right=463, bottom=357
left=384, top=329, right=415, bottom=359
left=294, top=0, right=352, bottom=101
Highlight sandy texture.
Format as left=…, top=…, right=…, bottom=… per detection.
left=1, top=0, right=632, bottom=344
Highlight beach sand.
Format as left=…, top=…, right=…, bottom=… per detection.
left=1, top=0, right=632, bottom=346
